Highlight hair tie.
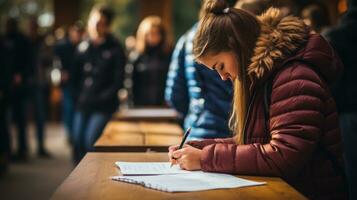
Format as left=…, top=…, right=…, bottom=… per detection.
left=223, top=7, right=230, bottom=14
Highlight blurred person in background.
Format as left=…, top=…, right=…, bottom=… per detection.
left=54, top=21, right=85, bottom=143
left=0, top=33, right=15, bottom=174
left=3, top=17, right=31, bottom=161
left=324, top=0, right=357, bottom=199
left=301, top=3, right=331, bottom=33
left=165, top=0, right=233, bottom=140
left=127, top=16, right=172, bottom=106
left=26, top=17, right=52, bottom=158
left=235, top=0, right=270, bottom=15
left=72, top=5, right=126, bottom=163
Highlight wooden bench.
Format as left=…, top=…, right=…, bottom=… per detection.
left=94, top=121, right=183, bottom=152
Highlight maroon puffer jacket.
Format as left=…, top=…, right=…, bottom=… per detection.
left=188, top=9, right=346, bottom=200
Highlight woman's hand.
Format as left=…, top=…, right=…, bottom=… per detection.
left=168, top=144, right=189, bottom=166
left=168, top=144, right=180, bottom=166
left=171, top=145, right=202, bottom=171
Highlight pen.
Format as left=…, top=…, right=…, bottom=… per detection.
left=170, top=127, right=192, bottom=168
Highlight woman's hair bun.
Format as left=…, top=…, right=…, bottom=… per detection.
left=203, top=0, right=229, bottom=15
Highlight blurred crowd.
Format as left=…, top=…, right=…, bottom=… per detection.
left=0, top=4, right=173, bottom=168
left=0, top=1, right=356, bottom=198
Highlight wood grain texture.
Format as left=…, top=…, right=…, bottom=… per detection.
left=94, top=122, right=183, bottom=152
left=51, top=153, right=307, bottom=200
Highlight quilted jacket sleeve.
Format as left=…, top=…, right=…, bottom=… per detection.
left=165, top=35, right=190, bottom=118
left=187, top=138, right=235, bottom=149
left=199, top=64, right=328, bottom=177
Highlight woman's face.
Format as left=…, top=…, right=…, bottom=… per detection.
left=146, top=26, right=162, bottom=47
left=88, top=11, right=108, bottom=40
left=197, top=51, right=239, bottom=81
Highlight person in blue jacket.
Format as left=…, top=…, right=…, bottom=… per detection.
left=165, top=22, right=233, bottom=140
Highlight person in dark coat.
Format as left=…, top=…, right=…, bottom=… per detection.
left=0, top=34, right=14, bottom=173
left=129, top=15, right=172, bottom=106
left=3, top=17, right=31, bottom=161
left=72, top=5, right=126, bottom=163
left=26, top=18, right=52, bottom=158
left=323, top=0, right=357, bottom=199
left=169, top=2, right=347, bottom=199
left=54, top=22, right=84, bottom=142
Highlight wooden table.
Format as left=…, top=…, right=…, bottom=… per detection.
left=113, top=108, right=179, bottom=122
left=94, top=121, right=183, bottom=152
left=52, top=153, right=307, bottom=200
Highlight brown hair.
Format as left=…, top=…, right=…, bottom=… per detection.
left=135, top=15, right=170, bottom=54
left=193, top=0, right=261, bottom=144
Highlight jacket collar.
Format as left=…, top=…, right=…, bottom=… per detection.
left=247, top=8, right=310, bottom=86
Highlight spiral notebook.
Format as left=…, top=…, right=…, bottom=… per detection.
left=112, top=162, right=265, bottom=192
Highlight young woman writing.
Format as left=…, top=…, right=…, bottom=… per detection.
left=169, top=0, right=347, bottom=199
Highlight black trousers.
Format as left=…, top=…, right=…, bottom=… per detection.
left=9, top=90, right=28, bottom=155
left=0, top=94, right=10, bottom=159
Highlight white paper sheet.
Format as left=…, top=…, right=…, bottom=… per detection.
left=115, top=162, right=193, bottom=175
left=112, top=172, right=266, bottom=192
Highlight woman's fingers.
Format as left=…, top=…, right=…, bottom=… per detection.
left=170, top=158, right=178, bottom=166
left=168, top=144, right=180, bottom=152
left=168, top=144, right=191, bottom=152
left=168, top=145, right=179, bottom=161
left=177, top=155, right=189, bottom=170
left=174, top=146, right=202, bottom=171
left=172, top=148, right=185, bottom=159
left=168, top=145, right=194, bottom=167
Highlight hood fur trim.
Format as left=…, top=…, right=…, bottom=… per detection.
left=247, top=8, right=310, bottom=83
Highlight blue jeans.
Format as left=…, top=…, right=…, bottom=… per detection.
left=72, top=111, right=111, bottom=163
left=339, top=113, right=357, bottom=200
left=0, top=95, right=10, bottom=156
left=62, top=87, right=74, bottom=140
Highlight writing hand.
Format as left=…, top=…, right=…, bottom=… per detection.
left=171, top=145, right=202, bottom=171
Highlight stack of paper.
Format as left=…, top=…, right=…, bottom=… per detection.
left=111, top=162, right=265, bottom=192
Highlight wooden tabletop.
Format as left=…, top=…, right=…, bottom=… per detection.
left=112, top=108, right=179, bottom=122
left=94, top=121, right=183, bottom=152
left=51, top=153, right=307, bottom=200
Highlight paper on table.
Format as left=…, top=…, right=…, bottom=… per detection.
left=112, top=172, right=266, bottom=192
left=115, top=162, right=192, bottom=175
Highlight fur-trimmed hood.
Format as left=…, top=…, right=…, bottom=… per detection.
left=247, top=8, right=343, bottom=86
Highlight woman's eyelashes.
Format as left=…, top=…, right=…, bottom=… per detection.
left=212, top=63, right=224, bottom=71
left=220, top=63, right=224, bottom=70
